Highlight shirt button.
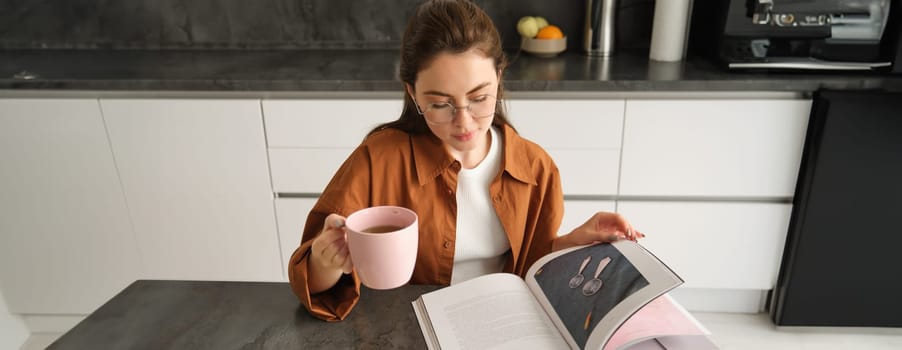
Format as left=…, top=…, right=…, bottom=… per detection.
left=443, top=241, right=452, bottom=248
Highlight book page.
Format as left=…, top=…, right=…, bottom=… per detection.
left=413, top=273, right=569, bottom=350
left=524, top=241, right=683, bottom=349
left=603, top=294, right=709, bottom=350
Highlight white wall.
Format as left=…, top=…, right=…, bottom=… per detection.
left=0, top=288, right=29, bottom=350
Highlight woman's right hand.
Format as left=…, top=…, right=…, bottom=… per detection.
left=308, top=214, right=353, bottom=293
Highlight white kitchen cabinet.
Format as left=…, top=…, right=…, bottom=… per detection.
left=617, top=201, right=792, bottom=290
left=507, top=100, right=624, bottom=196
left=614, top=98, right=811, bottom=312
left=0, top=93, right=814, bottom=320
left=0, top=99, right=140, bottom=314
left=269, top=149, right=352, bottom=194
left=100, top=99, right=281, bottom=282
left=264, top=99, right=402, bottom=148
left=274, top=198, right=318, bottom=281
left=265, top=98, right=624, bottom=196
left=620, top=99, right=811, bottom=198
left=264, top=99, right=403, bottom=193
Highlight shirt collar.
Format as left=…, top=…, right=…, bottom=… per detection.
left=412, top=124, right=537, bottom=186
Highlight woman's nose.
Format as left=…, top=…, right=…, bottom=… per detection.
left=451, top=106, right=476, bottom=126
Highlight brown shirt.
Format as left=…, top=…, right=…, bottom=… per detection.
left=288, top=124, right=564, bottom=321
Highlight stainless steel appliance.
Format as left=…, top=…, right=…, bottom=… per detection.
left=584, top=0, right=617, bottom=56
left=691, top=0, right=902, bottom=71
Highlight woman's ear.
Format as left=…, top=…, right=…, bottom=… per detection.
left=405, top=83, right=416, bottom=101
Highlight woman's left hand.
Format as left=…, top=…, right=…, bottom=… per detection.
left=552, top=211, right=645, bottom=251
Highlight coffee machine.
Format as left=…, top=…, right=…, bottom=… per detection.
left=691, top=0, right=902, bottom=72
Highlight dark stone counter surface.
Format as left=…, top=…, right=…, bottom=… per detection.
left=2, top=48, right=901, bottom=93
left=48, top=280, right=439, bottom=350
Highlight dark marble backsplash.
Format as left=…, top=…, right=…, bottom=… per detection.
left=0, top=0, right=654, bottom=51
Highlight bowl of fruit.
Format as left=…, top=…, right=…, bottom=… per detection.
left=517, top=16, right=566, bottom=58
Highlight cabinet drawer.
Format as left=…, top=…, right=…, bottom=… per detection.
left=617, top=201, right=792, bottom=289
left=507, top=99, right=624, bottom=196
left=620, top=99, right=811, bottom=197
left=506, top=99, right=624, bottom=149
left=269, top=148, right=353, bottom=193
left=549, top=149, right=620, bottom=195
left=263, top=99, right=402, bottom=148
left=275, top=198, right=317, bottom=281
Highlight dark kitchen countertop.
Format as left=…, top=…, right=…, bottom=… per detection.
left=1, top=48, right=900, bottom=93
left=48, top=280, right=440, bottom=349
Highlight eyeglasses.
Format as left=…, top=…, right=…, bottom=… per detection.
left=413, top=94, right=501, bottom=124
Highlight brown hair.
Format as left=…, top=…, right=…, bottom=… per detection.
left=369, top=0, right=513, bottom=136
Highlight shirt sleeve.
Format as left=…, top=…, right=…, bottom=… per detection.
left=287, top=236, right=360, bottom=322
left=287, top=144, right=373, bottom=321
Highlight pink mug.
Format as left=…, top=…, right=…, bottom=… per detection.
left=345, top=206, right=418, bottom=290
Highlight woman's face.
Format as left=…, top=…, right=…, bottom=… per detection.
left=408, top=48, right=499, bottom=159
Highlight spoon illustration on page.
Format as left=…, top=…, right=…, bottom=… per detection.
left=582, top=256, right=612, bottom=296
left=569, top=256, right=592, bottom=288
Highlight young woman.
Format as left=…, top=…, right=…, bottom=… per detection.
left=289, top=0, right=643, bottom=321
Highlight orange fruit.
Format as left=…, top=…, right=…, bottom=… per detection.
left=535, top=25, right=564, bottom=39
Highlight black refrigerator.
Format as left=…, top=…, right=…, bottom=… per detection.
left=770, top=90, right=902, bottom=327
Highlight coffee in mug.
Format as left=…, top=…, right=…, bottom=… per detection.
left=361, top=225, right=404, bottom=234
left=344, top=206, right=418, bottom=289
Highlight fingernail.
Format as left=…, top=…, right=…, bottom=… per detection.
left=332, top=218, right=345, bottom=228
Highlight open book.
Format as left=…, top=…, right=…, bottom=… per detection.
left=412, top=240, right=718, bottom=350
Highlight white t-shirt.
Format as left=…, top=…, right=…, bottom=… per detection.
left=451, top=126, right=511, bottom=284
